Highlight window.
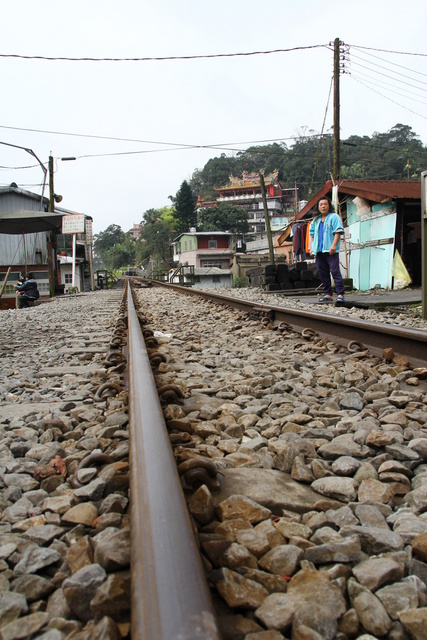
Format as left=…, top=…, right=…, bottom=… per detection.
left=201, top=261, right=224, bottom=269
left=0, top=272, right=20, bottom=282
left=212, top=275, right=221, bottom=283
left=65, top=274, right=73, bottom=284
left=208, top=239, right=217, bottom=249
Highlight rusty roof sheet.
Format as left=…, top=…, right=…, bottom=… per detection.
left=277, top=179, right=421, bottom=246
left=334, top=179, right=421, bottom=201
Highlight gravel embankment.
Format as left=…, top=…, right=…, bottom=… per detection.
left=135, top=285, right=427, bottom=640
left=194, top=286, right=427, bottom=331
left=1, top=285, right=427, bottom=640
left=0, top=290, right=130, bottom=640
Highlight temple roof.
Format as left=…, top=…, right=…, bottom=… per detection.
left=214, top=170, right=280, bottom=191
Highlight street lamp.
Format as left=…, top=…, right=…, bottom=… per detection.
left=0, top=140, right=48, bottom=209
left=0, top=142, right=76, bottom=296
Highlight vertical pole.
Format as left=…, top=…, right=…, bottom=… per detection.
left=89, top=245, right=95, bottom=291
left=294, top=182, right=298, bottom=216
left=422, top=171, right=427, bottom=320
left=47, top=155, right=56, bottom=297
left=259, top=173, right=275, bottom=265
left=333, top=37, right=341, bottom=181
left=72, top=234, right=77, bottom=290
left=48, top=156, right=54, bottom=213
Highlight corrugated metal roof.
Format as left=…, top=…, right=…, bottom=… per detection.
left=334, top=179, right=420, bottom=202
left=0, top=186, right=89, bottom=218
left=278, top=179, right=421, bottom=245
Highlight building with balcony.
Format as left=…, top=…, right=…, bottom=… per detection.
left=171, top=230, right=233, bottom=270
left=206, top=170, right=298, bottom=235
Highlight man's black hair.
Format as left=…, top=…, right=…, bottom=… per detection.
left=316, top=196, right=335, bottom=213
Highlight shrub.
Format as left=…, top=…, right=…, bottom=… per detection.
left=232, top=276, right=248, bottom=288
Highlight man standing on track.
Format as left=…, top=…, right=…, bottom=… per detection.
left=309, top=196, right=346, bottom=304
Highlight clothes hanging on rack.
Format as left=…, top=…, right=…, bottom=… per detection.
left=291, top=220, right=312, bottom=261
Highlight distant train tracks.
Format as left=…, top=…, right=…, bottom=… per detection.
left=136, top=279, right=427, bottom=368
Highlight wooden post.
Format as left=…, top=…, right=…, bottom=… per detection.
left=259, top=173, right=275, bottom=265
left=0, top=267, right=12, bottom=300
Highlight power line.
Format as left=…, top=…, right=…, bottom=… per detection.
left=350, top=71, right=427, bottom=105
left=349, top=76, right=427, bottom=121
left=0, top=44, right=327, bottom=63
left=350, top=46, right=427, bottom=78
left=347, top=44, right=427, bottom=57
left=0, top=163, right=40, bottom=170
left=0, top=123, right=313, bottom=149
left=349, top=59, right=427, bottom=93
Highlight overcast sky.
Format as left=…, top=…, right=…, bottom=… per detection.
left=1, top=0, right=427, bottom=235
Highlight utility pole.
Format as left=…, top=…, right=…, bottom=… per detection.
left=333, top=37, right=341, bottom=181
left=422, top=171, right=427, bottom=319
left=48, top=155, right=55, bottom=212
left=259, top=173, right=275, bottom=265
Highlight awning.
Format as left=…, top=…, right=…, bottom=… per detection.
left=0, top=210, right=65, bottom=234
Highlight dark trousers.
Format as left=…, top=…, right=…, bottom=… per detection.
left=17, top=294, right=34, bottom=309
left=315, top=252, right=345, bottom=296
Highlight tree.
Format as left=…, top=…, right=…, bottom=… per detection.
left=189, top=154, right=239, bottom=200
left=102, top=235, right=136, bottom=271
left=93, top=224, right=128, bottom=269
left=137, top=207, right=176, bottom=267
left=198, top=203, right=249, bottom=234
left=94, top=224, right=125, bottom=255
left=174, top=180, right=197, bottom=232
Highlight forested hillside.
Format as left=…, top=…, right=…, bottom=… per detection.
left=189, top=123, right=427, bottom=201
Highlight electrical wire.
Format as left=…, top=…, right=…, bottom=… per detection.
left=347, top=44, right=427, bottom=57
left=349, top=76, right=427, bottom=121
left=0, top=123, right=315, bottom=149
left=349, top=71, right=427, bottom=105
left=349, top=59, right=427, bottom=93
left=308, top=75, right=334, bottom=196
left=349, top=51, right=427, bottom=88
left=0, top=163, right=40, bottom=170
left=0, top=45, right=327, bottom=63
left=350, top=46, right=427, bottom=78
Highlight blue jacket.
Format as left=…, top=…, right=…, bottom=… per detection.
left=309, top=213, right=344, bottom=255
left=16, top=278, right=39, bottom=299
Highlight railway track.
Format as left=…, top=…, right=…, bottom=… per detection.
left=138, top=279, right=427, bottom=368
left=126, top=279, right=427, bottom=639
left=1, top=282, right=427, bottom=639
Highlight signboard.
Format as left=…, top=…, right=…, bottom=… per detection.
left=62, top=214, right=85, bottom=234
left=85, top=218, right=93, bottom=244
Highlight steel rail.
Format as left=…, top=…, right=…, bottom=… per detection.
left=142, top=280, right=427, bottom=368
left=127, top=282, right=221, bottom=640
